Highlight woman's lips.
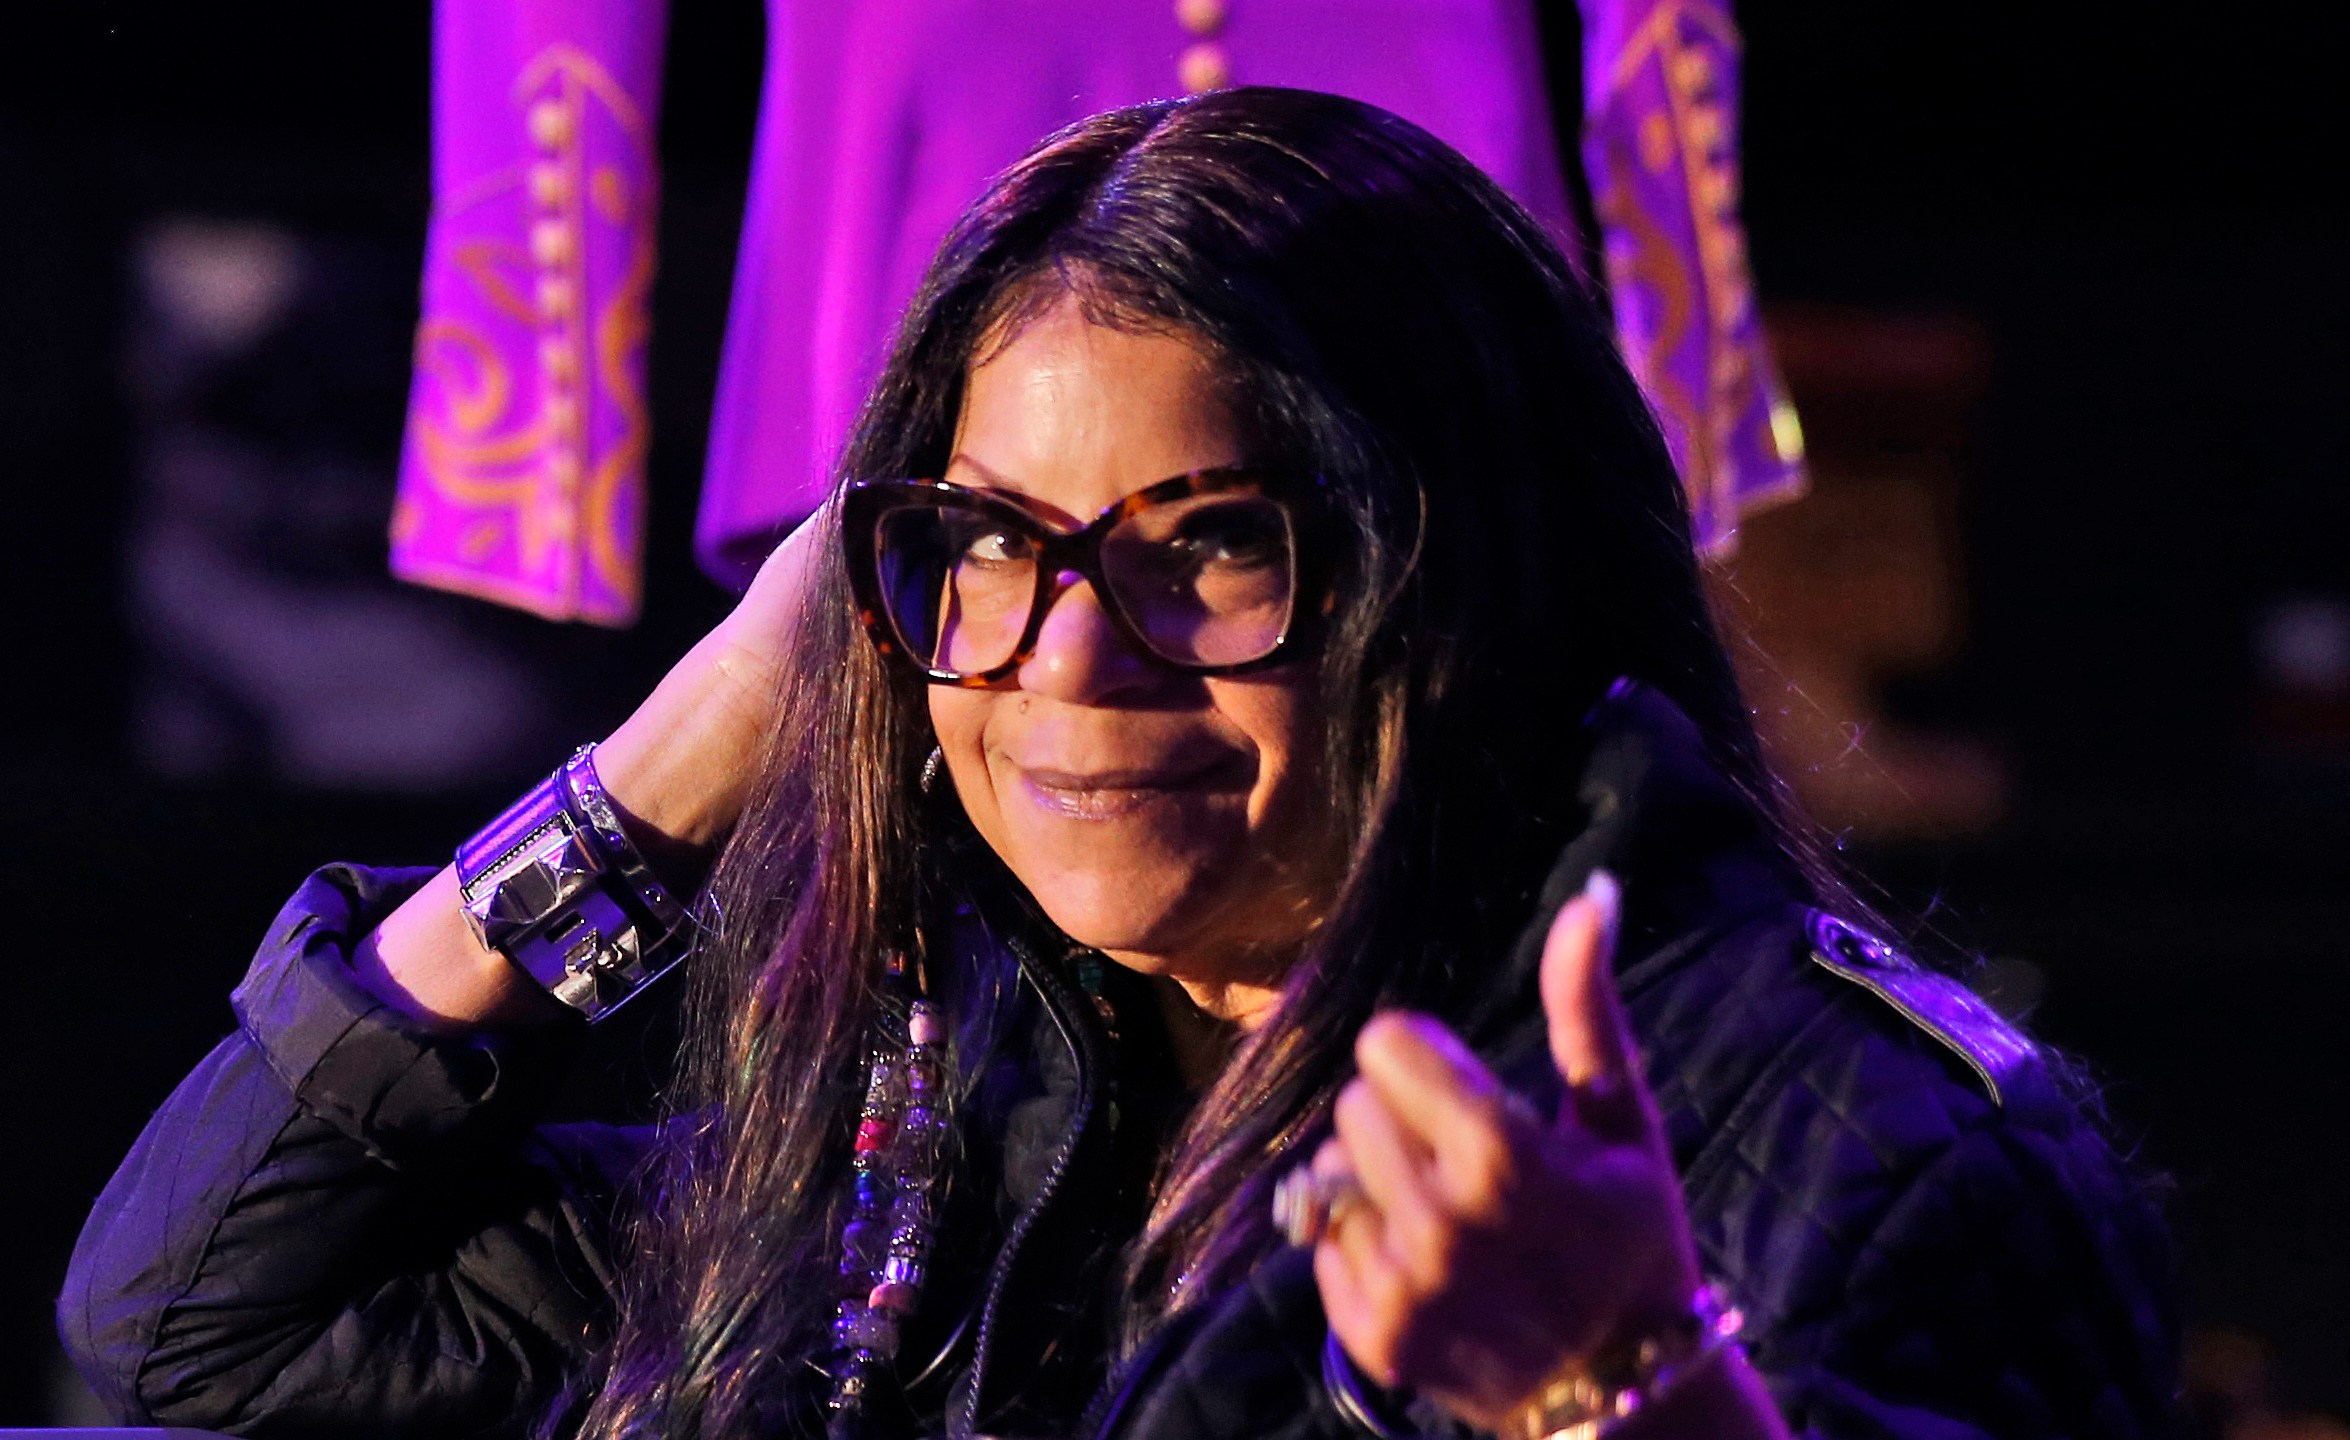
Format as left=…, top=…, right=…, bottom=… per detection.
left=1013, top=760, right=1242, bottom=819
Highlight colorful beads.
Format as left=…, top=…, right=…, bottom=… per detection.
left=846, top=1307, right=898, bottom=1349
left=825, top=990, right=953, bottom=1431
left=889, top=1190, right=933, bottom=1231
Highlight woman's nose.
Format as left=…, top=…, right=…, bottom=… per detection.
left=1017, top=570, right=1164, bottom=704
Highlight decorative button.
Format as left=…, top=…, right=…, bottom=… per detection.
left=1178, top=41, right=1230, bottom=93
left=535, top=273, right=575, bottom=320
left=1176, top=0, right=1226, bottom=37
left=528, top=162, right=568, bottom=206
left=529, top=218, right=571, bottom=266
left=527, top=98, right=571, bottom=150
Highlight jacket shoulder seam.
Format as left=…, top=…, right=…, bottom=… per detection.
left=1803, top=910, right=2063, bottom=1125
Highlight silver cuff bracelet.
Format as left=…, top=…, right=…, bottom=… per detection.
left=454, top=744, right=689, bottom=1022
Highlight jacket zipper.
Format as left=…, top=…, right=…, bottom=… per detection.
left=954, top=934, right=1105, bottom=1438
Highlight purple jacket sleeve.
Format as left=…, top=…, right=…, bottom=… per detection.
left=58, top=864, right=652, bottom=1438
left=1578, top=0, right=1807, bottom=548
left=389, top=0, right=669, bottom=626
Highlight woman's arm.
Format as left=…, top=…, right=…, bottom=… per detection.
left=1308, top=879, right=2173, bottom=1440
left=64, top=526, right=822, bottom=1431
left=352, top=515, right=821, bottom=1028
left=1770, top=1114, right=2175, bottom=1438
left=61, top=865, right=644, bottom=1435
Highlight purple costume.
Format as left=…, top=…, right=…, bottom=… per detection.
left=392, top=0, right=1800, bottom=622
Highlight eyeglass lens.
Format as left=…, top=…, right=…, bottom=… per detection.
left=872, top=493, right=1296, bottom=674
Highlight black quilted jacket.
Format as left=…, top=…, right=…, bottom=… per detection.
left=60, top=684, right=2177, bottom=1438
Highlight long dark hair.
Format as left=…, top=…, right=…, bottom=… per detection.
left=577, top=87, right=1775, bottom=1437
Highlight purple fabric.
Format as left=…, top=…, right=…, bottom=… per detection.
left=391, top=0, right=1801, bottom=617
left=698, top=0, right=1574, bottom=586
left=390, top=0, right=667, bottom=624
left=1581, top=0, right=1805, bottom=549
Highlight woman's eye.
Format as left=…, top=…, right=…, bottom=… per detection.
left=954, top=525, right=1034, bottom=567
left=1175, top=512, right=1283, bottom=567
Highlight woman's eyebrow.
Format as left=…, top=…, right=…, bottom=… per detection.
left=942, top=454, right=1093, bottom=527
left=944, top=452, right=1025, bottom=495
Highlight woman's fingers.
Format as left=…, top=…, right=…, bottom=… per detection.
left=1321, top=1034, right=1583, bottom=1401
left=1538, top=869, right=1648, bottom=1142
left=1316, top=1207, right=1409, bottom=1388
left=1310, top=1132, right=1412, bottom=1386
left=1306, top=877, right=1704, bottom=1421
left=1354, top=1013, right=1534, bottom=1221
left=738, top=499, right=827, bottom=611
left=1332, top=1078, right=1447, bottom=1280
left=719, top=501, right=830, bottom=677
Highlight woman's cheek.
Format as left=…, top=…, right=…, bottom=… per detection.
left=927, top=689, right=1003, bottom=836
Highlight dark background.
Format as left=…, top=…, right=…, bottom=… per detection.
left=2, top=1, right=2342, bottom=1424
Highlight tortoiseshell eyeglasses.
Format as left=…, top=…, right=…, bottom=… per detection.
left=841, top=467, right=1321, bottom=687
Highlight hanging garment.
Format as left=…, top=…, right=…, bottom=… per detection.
left=389, top=0, right=1802, bottom=622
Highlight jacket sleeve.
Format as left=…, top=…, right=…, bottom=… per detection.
left=1093, top=1107, right=2175, bottom=1440
left=1639, top=909, right=2177, bottom=1440
left=58, top=863, right=652, bottom=1439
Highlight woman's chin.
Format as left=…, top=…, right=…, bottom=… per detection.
left=1016, top=865, right=1219, bottom=968
left=1032, top=894, right=1184, bottom=964
left=992, top=806, right=1240, bottom=944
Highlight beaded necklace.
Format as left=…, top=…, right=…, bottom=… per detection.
left=820, top=941, right=1122, bottom=1438
left=825, top=963, right=951, bottom=1438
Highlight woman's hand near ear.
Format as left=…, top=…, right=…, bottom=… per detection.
left=592, top=510, right=824, bottom=857
left=1310, top=873, right=1790, bottom=1439
left=351, top=519, right=825, bottom=1030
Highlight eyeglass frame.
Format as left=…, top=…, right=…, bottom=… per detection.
left=840, top=466, right=1329, bottom=688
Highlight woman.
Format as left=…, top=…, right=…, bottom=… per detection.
left=63, top=89, right=2172, bottom=1439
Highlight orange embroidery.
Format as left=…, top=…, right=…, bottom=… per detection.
left=401, top=42, right=656, bottom=624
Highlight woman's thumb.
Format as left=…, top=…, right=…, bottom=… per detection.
left=1539, top=870, right=1643, bottom=1137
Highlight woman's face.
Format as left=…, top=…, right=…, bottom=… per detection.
left=928, top=295, right=1331, bottom=1020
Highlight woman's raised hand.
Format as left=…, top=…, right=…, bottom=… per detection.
left=1312, top=873, right=1784, bottom=1436
left=592, top=512, right=825, bottom=857
left=354, top=520, right=823, bottom=1029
